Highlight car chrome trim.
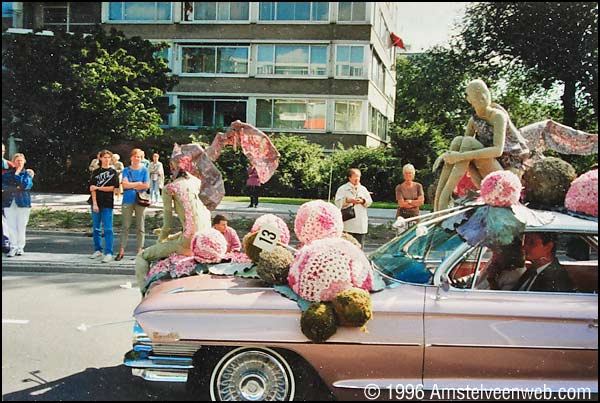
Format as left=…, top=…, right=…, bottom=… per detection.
left=425, top=343, right=597, bottom=350
left=164, top=287, right=276, bottom=294
left=131, top=368, right=188, bottom=383
left=333, top=380, right=423, bottom=389
left=124, top=357, right=194, bottom=369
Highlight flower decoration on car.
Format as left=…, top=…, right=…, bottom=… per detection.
left=251, top=214, right=291, bottom=245
left=294, top=200, right=343, bottom=245
left=565, top=169, right=598, bottom=217
left=480, top=170, right=522, bottom=207
left=191, top=228, right=228, bottom=264
left=287, top=238, right=372, bottom=302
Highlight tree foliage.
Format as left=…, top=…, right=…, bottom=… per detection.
left=460, top=2, right=598, bottom=126
left=2, top=28, right=176, bottom=188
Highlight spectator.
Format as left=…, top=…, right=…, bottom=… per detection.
left=88, top=152, right=101, bottom=173
left=89, top=150, right=119, bottom=263
left=2, top=153, right=33, bottom=257
left=148, top=153, right=165, bottom=204
left=2, top=143, right=15, bottom=253
left=512, top=233, right=574, bottom=293
left=140, top=150, right=150, bottom=169
left=395, top=163, right=425, bottom=222
left=111, top=153, right=124, bottom=202
left=334, top=168, right=372, bottom=248
left=212, top=214, right=241, bottom=253
left=116, top=148, right=150, bottom=261
left=246, top=165, right=261, bottom=208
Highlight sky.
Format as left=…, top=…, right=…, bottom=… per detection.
left=395, top=3, right=470, bottom=52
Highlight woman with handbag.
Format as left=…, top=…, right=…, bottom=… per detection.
left=116, top=148, right=150, bottom=261
left=334, top=168, right=372, bottom=248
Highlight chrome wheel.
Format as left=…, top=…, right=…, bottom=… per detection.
left=210, top=347, right=295, bottom=401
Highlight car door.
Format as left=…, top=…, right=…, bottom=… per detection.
left=423, top=243, right=598, bottom=392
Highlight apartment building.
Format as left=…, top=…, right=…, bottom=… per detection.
left=4, top=2, right=401, bottom=149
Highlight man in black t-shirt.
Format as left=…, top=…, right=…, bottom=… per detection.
left=89, top=150, right=120, bottom=263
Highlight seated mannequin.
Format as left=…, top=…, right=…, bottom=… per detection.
left=434, top=79, right=598, bottom=211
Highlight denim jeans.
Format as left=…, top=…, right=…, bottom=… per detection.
left=92, top=206, right=114, bottom=255
left=150, top=180, right=161, bottom=203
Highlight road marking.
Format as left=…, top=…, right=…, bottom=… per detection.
left=2, top=319, right=30, bottom=324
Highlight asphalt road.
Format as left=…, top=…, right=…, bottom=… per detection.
left=1, top=272, right=194, bottom=401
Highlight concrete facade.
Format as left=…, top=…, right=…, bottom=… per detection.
left=5, top=2, right=400, bottom=149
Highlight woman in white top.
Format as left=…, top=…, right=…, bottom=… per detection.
left=334, top=168, right=372, bottom=248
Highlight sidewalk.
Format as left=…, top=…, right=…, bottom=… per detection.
left=3, top=192, right=399, bottom=276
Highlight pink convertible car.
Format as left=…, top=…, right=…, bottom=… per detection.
left=125, top=209, right=598, bottom=401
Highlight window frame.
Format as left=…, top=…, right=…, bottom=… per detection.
left=255, top=44, right=329, bottom=78
left=334, top=100, right=364, bottom=132
left=182, top=2, right=251, bottom=23
left=258, top=2, right=330, bottom=23
left=179, top=45, right=250, bottom=76
left=42, top=2, right=98, bottom=33
left=107, top=2, right=173, bottom=23
left=178, top=98, right=248, bottom=128
left=334, top=44, right=367, bottom=79
left=337, top=2, right=367, bottom=23
left=256, top=98, right=327, bottom=132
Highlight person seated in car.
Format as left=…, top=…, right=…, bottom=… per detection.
left=475, top=239, right=526, bottom=291
left=512, top=233, right=575, bottom=293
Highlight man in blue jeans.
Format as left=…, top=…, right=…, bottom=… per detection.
left=89, top=149, right=119, bottom=263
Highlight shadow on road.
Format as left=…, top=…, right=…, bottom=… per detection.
left=2, top=365, right=194, bottom=401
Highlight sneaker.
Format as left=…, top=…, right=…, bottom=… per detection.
left=102, top=254, right=114, bottom=263
left=6, top=248, right=17, bottom=257
left=89, top=251, right=103, bottom=259
left=16, top=248, right=24, bottom=256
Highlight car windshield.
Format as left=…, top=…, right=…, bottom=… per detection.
left=370, top=223, right=464, bottom=285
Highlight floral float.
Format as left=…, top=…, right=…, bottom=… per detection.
left=191, top=228, right=228, bottom=264
left=251, top=214, right=291, bottom=245
left=565, top=169, right=598, bottom=218
left=523, top=157, right=577, bottom=208
left=287, top=237, right=372, bottom=302
left=294, top=200, right=343, bottom=245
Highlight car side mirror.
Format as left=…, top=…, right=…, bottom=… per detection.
left=432, top=273, right=450, bottom=301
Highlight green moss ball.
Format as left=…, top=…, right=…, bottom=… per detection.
left=242, top=232, right=262, bottom=263
left=332, top=288, right=373, bottom=327
left=256, top=246, right=294, bottom=285
left=523, top=157, right=576, bottom=208
left=300, top=302, right=337, bottom=343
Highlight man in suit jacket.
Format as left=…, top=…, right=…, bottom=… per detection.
left=513, top=233, right=575, bottom=293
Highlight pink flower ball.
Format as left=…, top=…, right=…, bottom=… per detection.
left=294, top=200, right=343, bottom=245
left=480, top=170, right=522, bottom=207
left=287, top=238, right=372, bottom=302
left=191, top=228, right=228, bottom=263
left=565, top=169, right=598, bottom=217
left=251, top=214, right=291, bottom=245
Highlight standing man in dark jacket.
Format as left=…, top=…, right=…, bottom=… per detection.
left=2, top=153, right=33, bottom=257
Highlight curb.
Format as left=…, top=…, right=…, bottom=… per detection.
left=2, top=264, right=135, bottom=276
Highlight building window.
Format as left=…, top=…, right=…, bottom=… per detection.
left=334, top=101, right=362, bottom=131
left=180, top=99, right=247, bottom=127
left=108, top=2, right=171, bottom=22
left=338, top=2, right=366, bottom=22
left=370, top=106, right=388, bottom=140
left=183, top=2, right=249, bottom=22
left=153, top=42, right=171, bottom=70
left=259, top=2, right=328, bottom=21
left=181, top=46, right=249, bottom=74
left=156, top=97, right=172, bottom=126
left=371, top=54, right=385, bottom=92
left=256, top=45, right=327, bottom=76
left=335, top=45, right=365, bottom=77
left=42, top=2, right=99, bottom=33
left=257, top=99, right=326, bottom=130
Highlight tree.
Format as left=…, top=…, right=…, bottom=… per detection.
left=2, top=27, right=177, bottom=188
left=460, top=2, right=598, bottom=127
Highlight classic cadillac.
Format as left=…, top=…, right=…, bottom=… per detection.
left=124, top=209, right=598, bottom=401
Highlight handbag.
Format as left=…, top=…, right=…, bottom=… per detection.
left=136, top=191, right=151, bottom=207
left=127, top=168, right=151, bottom=207
left=341, top=205, right=356, bottom=221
